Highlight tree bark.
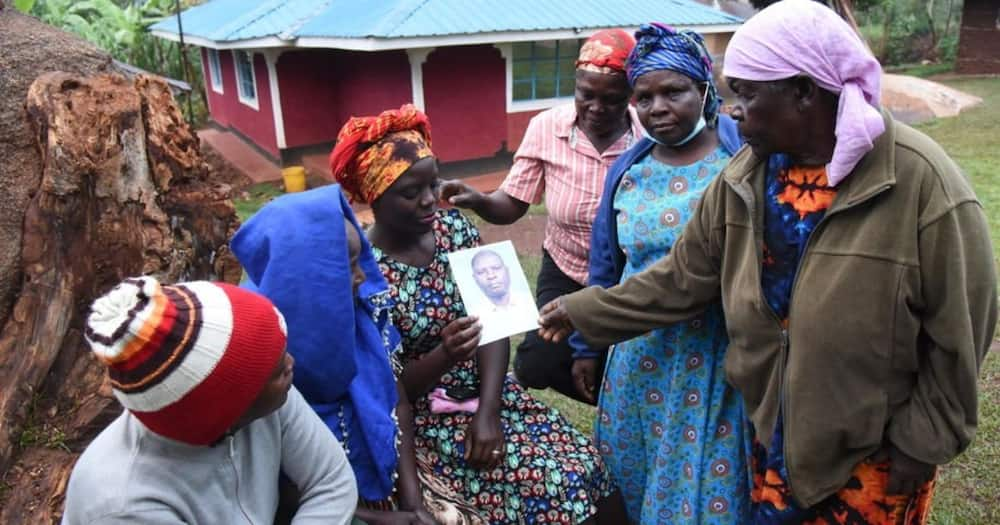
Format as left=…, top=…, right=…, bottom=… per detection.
left=0, top=11, right=242, bottom=522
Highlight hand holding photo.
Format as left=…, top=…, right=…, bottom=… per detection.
left=447, top=240, right=539, bottom=345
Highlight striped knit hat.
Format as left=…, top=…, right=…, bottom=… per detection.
left=84, top=276, right=288, bottom=445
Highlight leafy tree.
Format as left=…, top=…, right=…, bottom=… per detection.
left=13, top=0, right=36, bottom=12
left=15, top=0, right=208, bottom=124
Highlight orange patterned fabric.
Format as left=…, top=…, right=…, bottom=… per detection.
left=751, top=452, right=935, bottom=525
left=576, top=28, right=635, bottom=75
left=776, top=165, right=837, bottom=219
left=329, top=104, right=433, bottom=204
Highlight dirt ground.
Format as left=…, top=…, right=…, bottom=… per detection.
left=201, top=141, right=253, bottom=190
left=477, top=213, right=547, bottom=258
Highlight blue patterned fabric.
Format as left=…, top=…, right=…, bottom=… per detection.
left=570, top=114, right=743, bottom=360
left=231, top=184, right=401, bottom=502
left=626, top=22, right=721, bottom=126
left=596, top=149, right=751, bottom=524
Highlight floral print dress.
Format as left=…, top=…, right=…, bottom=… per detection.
left=599, top=147, right=751, bottom=524
left=372, top=208, right=614, bottom=525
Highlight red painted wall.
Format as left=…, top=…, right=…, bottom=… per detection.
left=506, top=109, right=545, bottom=153
left=201, top=45, right=550, bottom=163
left=422, top=45, right=507, bottom=162
left=277, top=49, right=411, bottom=148
left=200, top=48, right=278, bottom=157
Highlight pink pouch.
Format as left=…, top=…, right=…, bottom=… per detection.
left=428, top=388, right=479, bottom=414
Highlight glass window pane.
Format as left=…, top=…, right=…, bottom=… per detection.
left=512, top=42, right=533, bottom=60
left=513, top=80, right=533, bottom=101
left=534, top=60, right=557, bottom=99
left=534, top=41, right=557, bottom=59
left=236, top=51, right=255, bottom=99
left=559, top=39, right=580, bottom=58
left=558, top=75, right=576, bottom=97
left=512, top=60, right=533, bottom=82
left=206, top=50, right=218, bottom=86
left=558, top=57, right=576, bottom=79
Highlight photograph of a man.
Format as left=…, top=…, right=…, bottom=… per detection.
left=472, top=249, right=534, bottom=312
left=448, top=241, right=539, bottom=344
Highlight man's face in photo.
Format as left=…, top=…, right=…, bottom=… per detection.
left=472, top=251, right=510, bottom=304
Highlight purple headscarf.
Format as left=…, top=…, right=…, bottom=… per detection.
left=723, top=0, right=884, bottom=187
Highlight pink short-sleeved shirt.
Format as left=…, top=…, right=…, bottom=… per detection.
left=500, top=103, right=643, bottom=285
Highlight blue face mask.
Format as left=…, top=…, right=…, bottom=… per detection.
left=644, top=82, right=710, bottom=147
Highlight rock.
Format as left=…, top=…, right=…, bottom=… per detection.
left=881, top=73, right=983, bottom=124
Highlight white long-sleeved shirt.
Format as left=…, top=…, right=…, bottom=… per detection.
left=62, top=387, right=357, bottom=524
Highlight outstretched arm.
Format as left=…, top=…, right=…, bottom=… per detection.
left=440, top=183, right=530, bottom=225
left=441, top=112, right=545, bottom=226
left=541, top=177, right=726, bottom=348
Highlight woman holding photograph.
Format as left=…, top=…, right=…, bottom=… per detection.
left=330, top=104, right=626, bottom=525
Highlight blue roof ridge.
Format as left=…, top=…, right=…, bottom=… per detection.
left=279, top=0, right=337, bottom=40
left=369, top=0, right=433, bottom=38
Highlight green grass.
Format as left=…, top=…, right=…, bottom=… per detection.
left=911, top=77, right=1000, bottom=525
left=886, top=62, right=956, bottom=79
left=233, top=181, right=284, bottom=222
left=511, top=249, right=598, bottom=436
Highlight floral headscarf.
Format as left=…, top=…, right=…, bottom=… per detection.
left=330, top=104, right=433, bottom=204
left=576, top=28, right=636, bottom=75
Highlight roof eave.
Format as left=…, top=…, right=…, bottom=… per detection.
left=150, top=30, right=291, bottom=49
left=152, top=23, right=742, bottom=52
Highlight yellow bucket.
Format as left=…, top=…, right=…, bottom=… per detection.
left=281, top=166, right=307, bottom=193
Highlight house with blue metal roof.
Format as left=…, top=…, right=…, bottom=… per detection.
left=152, top=0, right=743, bottom=165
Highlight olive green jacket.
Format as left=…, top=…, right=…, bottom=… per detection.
left=565, top=112, right=997, bottom=506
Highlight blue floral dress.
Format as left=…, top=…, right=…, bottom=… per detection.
left=373, top=208, right=614, bottom=525
left=597, top=147, right=751, bottom=524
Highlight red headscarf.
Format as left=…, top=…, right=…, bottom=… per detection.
left=576, top=28, right=636, bottom=75
left=329, top=104, right=434, bottom=204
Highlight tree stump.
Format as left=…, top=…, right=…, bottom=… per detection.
left=0, top=9, right=243, bottom=523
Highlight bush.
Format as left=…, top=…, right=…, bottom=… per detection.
left=17, top=0, right=209, bottom=126
left=856, top=0, right=963, bottom=67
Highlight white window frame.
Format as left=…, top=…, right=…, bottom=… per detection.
left=497, top=39, right=581, bottom=113
left=234, top=50, right=259, bottom=110
left=206, top=48, right=224, bottom=94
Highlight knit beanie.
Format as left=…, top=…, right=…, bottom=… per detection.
left=84, top=276, right=288, bottom=445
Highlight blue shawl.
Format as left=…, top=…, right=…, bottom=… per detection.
left=231, top=184, right=400, bottom=502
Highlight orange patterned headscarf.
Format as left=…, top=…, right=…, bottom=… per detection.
left=329, top=104, right=434, bottom=204
left=576, top=28, right=636, bottom=75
